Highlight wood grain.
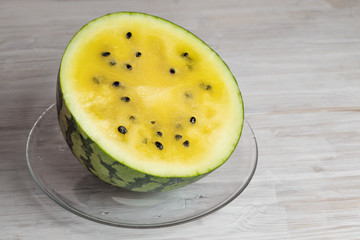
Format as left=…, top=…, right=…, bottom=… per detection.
left=1, top=0, right=360, bottom=239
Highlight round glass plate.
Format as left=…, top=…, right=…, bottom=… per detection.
left=26, top=104, right=257, bottom=228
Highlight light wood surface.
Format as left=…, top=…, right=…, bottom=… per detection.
left=1, top=0, right=360, bottom=239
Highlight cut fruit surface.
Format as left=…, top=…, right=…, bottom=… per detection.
left=57, top=12, right=244, bottom=192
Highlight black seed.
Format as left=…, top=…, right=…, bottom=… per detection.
left=110, top=60, right=116, bottom=66
left=102, top=52, right=110, bottom=57
left=118, top=126, right=127, bottom=134
left=200, top=83, right=212, bottom=90
left=190, top=117, right=196, bottom=124
left=155, top=141, right=163, bottom=150
left=126, top=64, right=132, bottom=70
left=136, top=52, right=142, bottom=57
left=170, top=68, right=175, bottom=74
left=175, top=134, right=182, bottom=140
left=126, top=32, right=132, bottom=39
left=183, top=140, right=189, bottom=147
left=121, top=96, right=130, bottom=102
left=182, top=52, right=189, bottom=57
left=157, top=131, right=163, bottom=137
left=129, top=116, right=136, bottom=121
left=112, top=81, right=120, bottom=87
left=151, top=121, right=156, bottom=124
left=143, top=138, right=148, bottom=144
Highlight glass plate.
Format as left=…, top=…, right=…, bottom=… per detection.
left=26, top=104, right=258, bottom=228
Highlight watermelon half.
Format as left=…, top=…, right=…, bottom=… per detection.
left=57, top=12, right=244, bottom=192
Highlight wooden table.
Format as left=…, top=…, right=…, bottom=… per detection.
left=1, top=0, right=360, bottom=239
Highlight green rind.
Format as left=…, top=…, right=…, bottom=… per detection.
left=57, top=12, right=243, bottom=192
left=57, top=77, right=205, bottom=192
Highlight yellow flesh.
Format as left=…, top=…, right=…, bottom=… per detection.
left=60, top=13, right=243, bottom=177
